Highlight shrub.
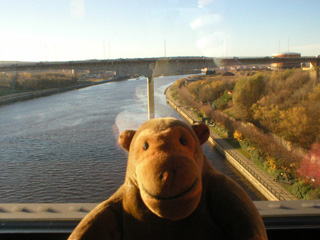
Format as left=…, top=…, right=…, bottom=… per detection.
left=308, top=83, right=320, bottom=101
left=187, top=81, right=202, bottom=99
left=305, top=188, right=320, bottom=200
left=174, top=78, right=187, bottom=88
left=170, top=86, right=178, bottom=100
left=0, top=73, right=11, bottom=87
left=213, top=90, right=232, bottom=110
left=298, top=143, right=320, bottom=184
left=291, top=181, right=313, bottom=199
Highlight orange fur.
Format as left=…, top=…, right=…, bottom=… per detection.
left=69, top=117, right=267, bottom=240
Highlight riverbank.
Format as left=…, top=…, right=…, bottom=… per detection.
left=165, top=85, right=296, bottom=201
left=0, top=79, right=118, bottom=106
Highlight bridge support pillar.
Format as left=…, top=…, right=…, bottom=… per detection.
left=147, top=76, right=155, bottom=120
left=310, top=61, right=319, bottom=80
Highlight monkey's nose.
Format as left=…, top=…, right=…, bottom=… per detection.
left=160, top=171, right=169, bottom=182
left=160, top=170, right=177, bottom=183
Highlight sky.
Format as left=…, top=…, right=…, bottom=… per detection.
left=0, top=0, right=320, bottom=62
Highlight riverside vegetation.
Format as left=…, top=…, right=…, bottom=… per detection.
left=0, top=71, right=111, bottom=98
left=169, top=69, right=320, bottom=200
left=0, top=72, right=79, bottom=96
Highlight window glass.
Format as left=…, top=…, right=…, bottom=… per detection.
left=0, top=0, right=319, bottom=204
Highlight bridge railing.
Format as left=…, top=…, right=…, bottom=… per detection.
left=0, top=201, right=320, bottom=235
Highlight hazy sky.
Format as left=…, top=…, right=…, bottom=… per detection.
left=1, top=0, right=319, bottom=61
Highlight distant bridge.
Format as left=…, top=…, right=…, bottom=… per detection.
left=0, top=56, right=319, bottom=78
left=0, top=57, right=217, bottom=79
left=218, top=56, right=320, bottom=66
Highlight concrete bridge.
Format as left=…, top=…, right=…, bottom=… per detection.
left=1, top=56, right=319, bottom=78
left=0, top=57, right=217, bottom=79
left=218, top=56, right=319, bottom=65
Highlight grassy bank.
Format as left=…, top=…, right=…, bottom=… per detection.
left=169, top=72, right=320, bottom=200
left=0, top=72, right=79, bottom=96
left=0, top=72, right=117, bottom=106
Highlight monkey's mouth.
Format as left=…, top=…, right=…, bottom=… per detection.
left=141, top=178, right=199, bottom=201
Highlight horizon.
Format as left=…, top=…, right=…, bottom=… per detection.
left=1, top=0, right=319, bottom=62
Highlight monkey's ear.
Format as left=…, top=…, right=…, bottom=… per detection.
left=192, top=123, right=210, bottom=145
left=119, top=130, right=136, bottom=151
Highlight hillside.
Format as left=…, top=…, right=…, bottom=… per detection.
left=169, top=70, right=320, bottom=199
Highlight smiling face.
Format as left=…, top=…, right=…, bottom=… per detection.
left=119, top=118, right=209, bottom=221
left=134, top=126, right=202, bottom=220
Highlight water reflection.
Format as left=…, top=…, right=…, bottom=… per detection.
left=0, top=75, right=263, bottom=202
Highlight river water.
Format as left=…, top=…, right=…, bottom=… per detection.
left=0, top=75, right=264, bottom=203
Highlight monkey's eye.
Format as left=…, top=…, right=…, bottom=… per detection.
left=179, top=138, right=187, bottom=146
left=143, top=142, right=149, bottom=150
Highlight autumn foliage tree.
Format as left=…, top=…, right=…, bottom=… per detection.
left=3, top=72, right=78, bottom=92
left=186, top=76, right=236, bottom=104
left=233, top=73, right=265, bottom=121
left=298, top=143, right=320, bottom=185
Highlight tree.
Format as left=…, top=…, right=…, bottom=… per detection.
left=233, top=73, right=265, bottom=121
left=199, top=84, right=213, bottom=103
left=308, top=83, right=320, bottom=101
left=278, top=106, right=315, bottom=148
left=252, top=104, right=281, bottom=132
left=187, top=81, right=202, bottom=99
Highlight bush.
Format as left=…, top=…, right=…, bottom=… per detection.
left=213, top=90, right=232, bottom=110
left=291, top=181, right=313, bottom=199
left=305, top=188, right=320, bottom=200
left=187, top=81, right=202, bottom=99
left=174, top=78, right=187, bottom=88
left=170, top=86, right=178, bottom=100
left=0, top=73, right=11, bottom=87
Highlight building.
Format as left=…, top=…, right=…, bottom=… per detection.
left=271, top=52, right=301, bottom=70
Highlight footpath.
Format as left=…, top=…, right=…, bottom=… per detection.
left=165, top=86, right=296, bottom=201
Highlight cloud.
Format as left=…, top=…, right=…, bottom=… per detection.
left=198, top=0, right=214, bottom=8
left=190, top=13, right=226, bottom=57
left=197, top=32, right=222, bottom=49
left=70, top=0, right=86, bottom=20
left=190, top=14, right=220, bottom=30
left=196, top=31, right=226, bottom=56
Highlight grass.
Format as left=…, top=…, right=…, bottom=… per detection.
left=223, top=105, right=245, bottom=120
left=210, top=127, right=226, bottom=138
left=208, top=123, right=252, bottom=159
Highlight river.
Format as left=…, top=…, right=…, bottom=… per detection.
left=0, top=75, right=265, bottom=203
